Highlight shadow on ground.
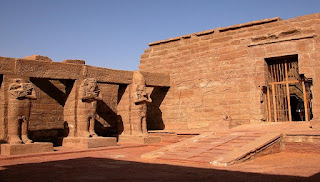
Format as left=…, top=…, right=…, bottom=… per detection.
left=0, top=157, right=319, bottom=182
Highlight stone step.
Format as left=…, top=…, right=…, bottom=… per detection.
left=141, top=132, right=282, bottom=166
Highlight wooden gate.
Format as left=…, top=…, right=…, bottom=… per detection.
left=266, top=58, right=312, bottom=122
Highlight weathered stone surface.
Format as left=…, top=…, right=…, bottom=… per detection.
left=7, top=78, right=37, bottom=144
left=23, top=55, right=52, bottom=62
left=139, top=13, right=320, bottom=132
left=129, top=71, right=152, bottom=136
left=15, top=59, right=82, bottom=79
left=0, top=57, right=15, bottom=75
left=77, top=78, right=102, bottom=138
left=118, top=135, right=161, bottom=144
left=62, top=59, right=86, bottom=65
left=1, top=142, right=53, bottom=155
left=62, top=137, right=117, bottom=148
left=85, top=65, right=132, bottom=84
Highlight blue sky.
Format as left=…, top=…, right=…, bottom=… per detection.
left=1, top=0, right=319, bottom=71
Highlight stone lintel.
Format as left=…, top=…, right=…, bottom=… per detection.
left=85, top=65, right=132, bottom=84
left=62, top=137, right=117, bottom=148
left=141, top=71, right=170, bottom=87
left=0, top=142, right=54, bottom=155
left=0, top=57, right=170, bottom=87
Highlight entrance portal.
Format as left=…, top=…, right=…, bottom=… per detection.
left=265, top=55, right=312, bottom=122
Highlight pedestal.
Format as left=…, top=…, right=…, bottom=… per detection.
left=118, top=135, right=161, bottom=144
left=1, top=142, right=54, bottom=155
left=310, top=120, right=320, bottom=129
left=62, top=137, right=117, bottom=148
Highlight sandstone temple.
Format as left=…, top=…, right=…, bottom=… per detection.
left=0, top=13, right=319, bottom=166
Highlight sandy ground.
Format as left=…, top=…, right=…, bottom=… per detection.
left=0, top=141, right=320, bottom=182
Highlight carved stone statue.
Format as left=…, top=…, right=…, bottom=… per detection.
left=7, top=78, right=37, bottom=144
left=131, top=71, right=152, bottom=136
left=77, top=78, right=102, bottom=137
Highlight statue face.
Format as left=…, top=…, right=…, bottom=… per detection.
left=83, top=78, right=98, bottom=92
left=88, top=80, right=96, bottom=89
left=13, top=79, right=22, bottom=84
left=136, top=85, right=147, bottom=97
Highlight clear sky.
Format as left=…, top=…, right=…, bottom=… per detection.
left=1, top=0, right=319, bottom=71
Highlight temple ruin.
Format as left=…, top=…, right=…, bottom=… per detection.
left=0, top=13, right=319, bottom=164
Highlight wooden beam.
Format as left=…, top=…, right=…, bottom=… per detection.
left=284, top=61, right=292, bottom=122
left=271, top=83, right=277, bottom=122
left=302, top=81, right=309, bottom=121
left=268, top=80, right=300, bottom=85
left=267, top=86, right=272, bottom=122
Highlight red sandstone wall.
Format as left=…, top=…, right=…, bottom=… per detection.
left=95, top=83, right=119, bottom=136
left=29, top=78, right=67, bottom=131
left=139, top=13, right=320, bottom=131
left=0, top=75, right=5, bottom=141
left=0, top=56, right=170, bottom=141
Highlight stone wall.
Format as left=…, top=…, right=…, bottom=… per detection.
left=139, top=13, right=320, bottom=131
left=0, top=57, right=170, bottom=142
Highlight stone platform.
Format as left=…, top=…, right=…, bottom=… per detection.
left=119, top=135, right=161, bottom=144
left=141, top=132, right=282, bottom=166
left=62, top=137, right=117, bottom=148
left=1, top=142, right=53, bottom=155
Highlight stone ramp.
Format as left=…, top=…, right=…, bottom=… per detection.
left=141, top=132, right=282, bottom=166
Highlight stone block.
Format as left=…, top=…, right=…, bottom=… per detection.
left=1, top=142, right=53, bottom=155
left=310, top=120, right=320, bottom=129
left=118, top=135, right=161, bottom=144
left=62, top=137, right=117, bottom=148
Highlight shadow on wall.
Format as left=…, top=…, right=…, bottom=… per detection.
left=96, top=100, right=120, bottom=137
left=28, top=79, right=74, bottom=145
left=30, top=78, right=72, bottom=106
left=0, top=157, right=318, bottom=181
left=116, top=84, right=127, bottom=135
left=147, top=87, right=169, bottom=130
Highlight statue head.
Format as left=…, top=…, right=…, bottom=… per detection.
left=133, top=71, right=146, bottom=85
left=12, top=78, right=29, bottom=84
left=13, top=79, right=22, bottom=84
left=81, top=78, right=98, bottom=91
left=10, top=79, right=30, bottom=91
left=136, top=84, right=147, bottom=98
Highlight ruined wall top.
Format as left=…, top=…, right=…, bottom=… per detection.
left=148, top=17, right=281, bottom=46
left=148, top=13, right=319, bottom=47
left=0, top=55, right=170, bottom=87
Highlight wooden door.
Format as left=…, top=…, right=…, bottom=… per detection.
left=266, top=57, right=311, bottom=122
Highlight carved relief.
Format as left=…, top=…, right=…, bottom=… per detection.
left=77, top=78, right=102, bottom=137
left=7, top=79, right=37, bottom=144
left=131, top=71, right=152, bottom=136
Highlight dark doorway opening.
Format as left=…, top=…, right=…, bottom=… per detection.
left=265, top=54, right=312, bottom=122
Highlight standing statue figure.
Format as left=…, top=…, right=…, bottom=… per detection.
left=131, top=71, right=152, bottom=136
left=77, top=78, right=102, bottom=137
left=7, top=79, right=37, bottom=144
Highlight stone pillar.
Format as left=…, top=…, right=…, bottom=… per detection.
left=118, top=71, right=161, bottom=144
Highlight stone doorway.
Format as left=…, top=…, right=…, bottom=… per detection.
left=265, top=55, right=312, bottom=122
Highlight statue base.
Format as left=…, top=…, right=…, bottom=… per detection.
left=62, top=137, right=117, bottom=149
left=1, top=142, right=53, bottom=155
left=118, top=135, right=161, bottom=144
left=310, top=120, right=320, bottom=129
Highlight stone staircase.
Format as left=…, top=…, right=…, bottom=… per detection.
left=141, top=132, right=282, bottom=166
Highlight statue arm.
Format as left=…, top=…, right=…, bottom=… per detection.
left=81, top=95, right=95, bottom=101
left=146, top=94, right=152, bottom=103
left=25, top=89, right=37, bottom=100
left=133, top=92, right=152, bottom=103
left=94, top=91, right=102, bottom=101
left=81, top=91, right=102, bottom=101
